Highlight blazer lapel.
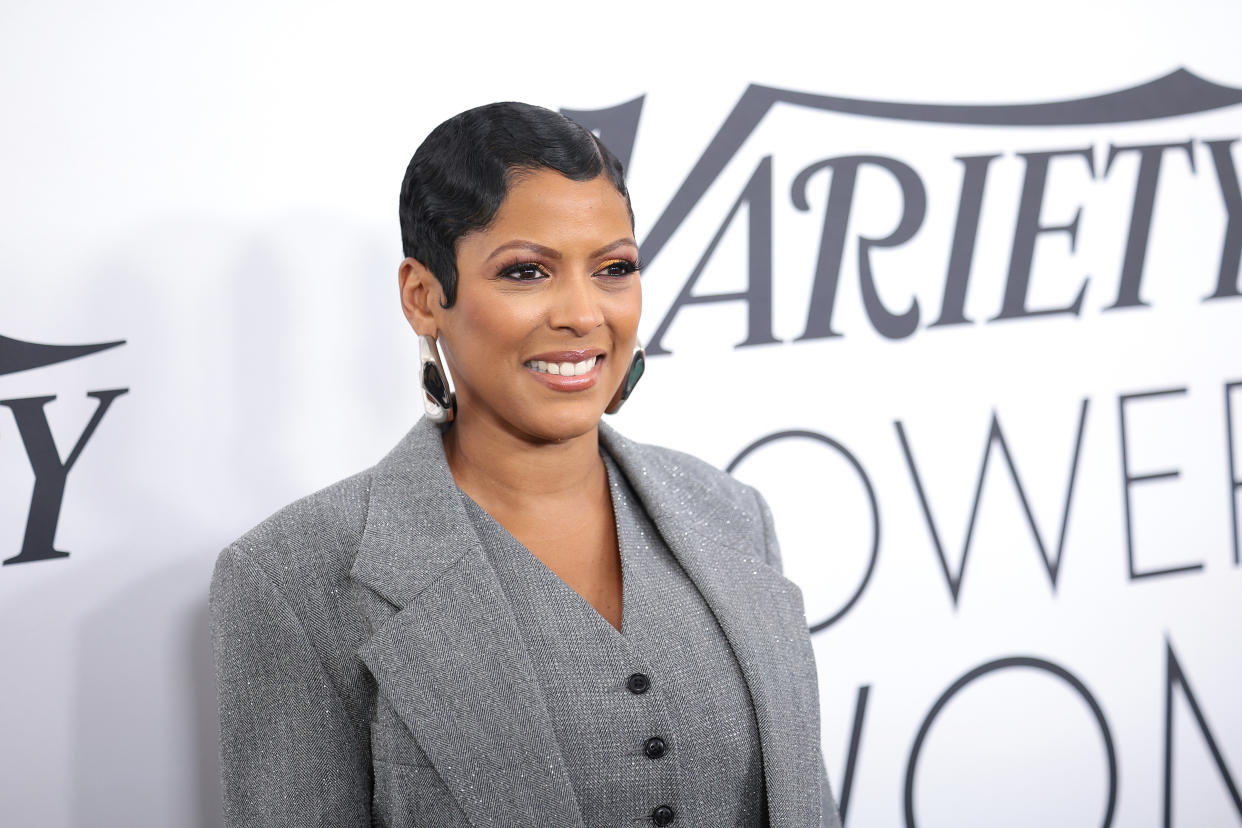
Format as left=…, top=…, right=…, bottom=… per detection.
left=351, top=419, right=584, bottom=828
left=601, top=423, right=824, bottom=828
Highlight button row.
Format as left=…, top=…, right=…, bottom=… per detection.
left=627, top=674, right=671, bottom=824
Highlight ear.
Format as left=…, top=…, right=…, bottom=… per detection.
left=398, top=257, right=445, bottom=336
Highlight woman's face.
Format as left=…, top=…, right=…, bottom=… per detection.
left=427, top=168, right=641, bottom=444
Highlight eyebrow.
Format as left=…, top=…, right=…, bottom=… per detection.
left=485, top=237, right=638, bottom=262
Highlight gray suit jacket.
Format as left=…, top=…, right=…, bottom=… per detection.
left=211, top=418, right=842, bottom=827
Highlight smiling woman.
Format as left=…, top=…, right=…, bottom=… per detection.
left=405, top=168, right=642, bottom=448
left=209, top=101, right=842, bottom=828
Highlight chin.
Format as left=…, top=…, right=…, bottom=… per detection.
left=518, top=405, right=606, bottom=445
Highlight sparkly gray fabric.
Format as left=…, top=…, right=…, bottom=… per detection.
left=210, top=417, right=842, bottom=828
left=462, top=451, right=766, bottom=827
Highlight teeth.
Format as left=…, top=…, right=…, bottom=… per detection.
left=526, top=356, right=597, bottom=376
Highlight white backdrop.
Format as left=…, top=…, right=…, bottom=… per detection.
left=2, top=2, right=1240, bottom=826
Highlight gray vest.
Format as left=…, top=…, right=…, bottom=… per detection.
left=461, top=452, right=766, bottom=827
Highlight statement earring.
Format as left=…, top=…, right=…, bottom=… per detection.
left=605, top=341, right=645, bottom=415
left=418, top=334, right=456, bottom=424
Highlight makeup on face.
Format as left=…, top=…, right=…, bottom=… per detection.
left=437, top=169, right=642, bottom=442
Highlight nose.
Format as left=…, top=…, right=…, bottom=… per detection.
left=549, top=272, right=603, bottom=336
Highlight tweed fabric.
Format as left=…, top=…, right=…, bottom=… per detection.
left=462, top=450, right=766, bottom=826
left=210, top=416, right=842, bottom=828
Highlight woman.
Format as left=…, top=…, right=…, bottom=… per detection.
left=211, top=102, right=841, bottom=828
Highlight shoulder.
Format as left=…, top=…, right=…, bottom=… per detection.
left=211, top=464, right=378, bottom=672
left=217, top=466, right=375, bottom=599
left=211, top=417, right=448, bottom=625
left=210, top=465, right=379, bottom=710
left=601, top=422, right=788, bottom=573
left=601, top=424, right=765, bottom=513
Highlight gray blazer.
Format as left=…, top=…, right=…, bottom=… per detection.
left=211, top=418, right=842, bottom=827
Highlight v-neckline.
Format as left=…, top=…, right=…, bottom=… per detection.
left=457, top=452, right=633, bottom=638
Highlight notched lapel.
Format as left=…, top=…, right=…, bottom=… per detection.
left=601, top=424, right=824, bottom=828
left=350, top=419, right=583, bottom=828
left=358, top=548, right=583, bottom=828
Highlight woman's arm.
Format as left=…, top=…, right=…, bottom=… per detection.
left=210, top=546, right=371, bottom=827
left=751, top=487, right=845, bottom=828
left=753, top=485, right=786, bottom=574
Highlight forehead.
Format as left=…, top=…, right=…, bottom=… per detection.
left=473, top=168, right=633, bottom=249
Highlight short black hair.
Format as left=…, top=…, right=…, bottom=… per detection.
left=399, top=101, right=632, bottom=307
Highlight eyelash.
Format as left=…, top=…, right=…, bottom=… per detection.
left=495, top=258, right=643, bottom=282
left=496, top=261, right=551, bottom=281
left=596, top=258, right=644, bottom=278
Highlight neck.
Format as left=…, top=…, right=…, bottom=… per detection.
left=441, top=410, right=604, bottom=510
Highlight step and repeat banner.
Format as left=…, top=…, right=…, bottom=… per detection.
left=2, top=2, right=1240, bottom=826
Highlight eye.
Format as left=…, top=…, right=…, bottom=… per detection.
left=595, top=258, right=641, bottom=278
left=498, top=261, right=551, bottom=282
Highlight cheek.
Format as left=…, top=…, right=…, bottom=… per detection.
left=447, top=298, right=541, bottom=363
left=608, top=289, right=642, bottom=336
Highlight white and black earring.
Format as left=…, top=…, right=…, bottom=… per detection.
left=605, top=341, right=645, bottom=415
left=418, top=334, right=456, bottom=424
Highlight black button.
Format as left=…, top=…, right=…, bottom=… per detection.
left=644, top=736, right=667, bottom=759
left=626, top=673, right=651, bottom=694
left=652, top=805, right=675, bottom=826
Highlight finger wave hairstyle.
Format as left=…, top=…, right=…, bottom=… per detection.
left=399, top=101, right=633, bottom=307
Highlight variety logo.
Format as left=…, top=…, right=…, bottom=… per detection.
left=568, top=68, right=1242, bottom=355
left=1, top=334, right=127, bottom=566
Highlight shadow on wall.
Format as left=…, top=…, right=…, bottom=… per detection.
left=38, top=213, right=409, bottom=827
left=71, top=557, right=223, bottom=828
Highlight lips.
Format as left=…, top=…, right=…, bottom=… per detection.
left=523, top=349, right=605, bottom=390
